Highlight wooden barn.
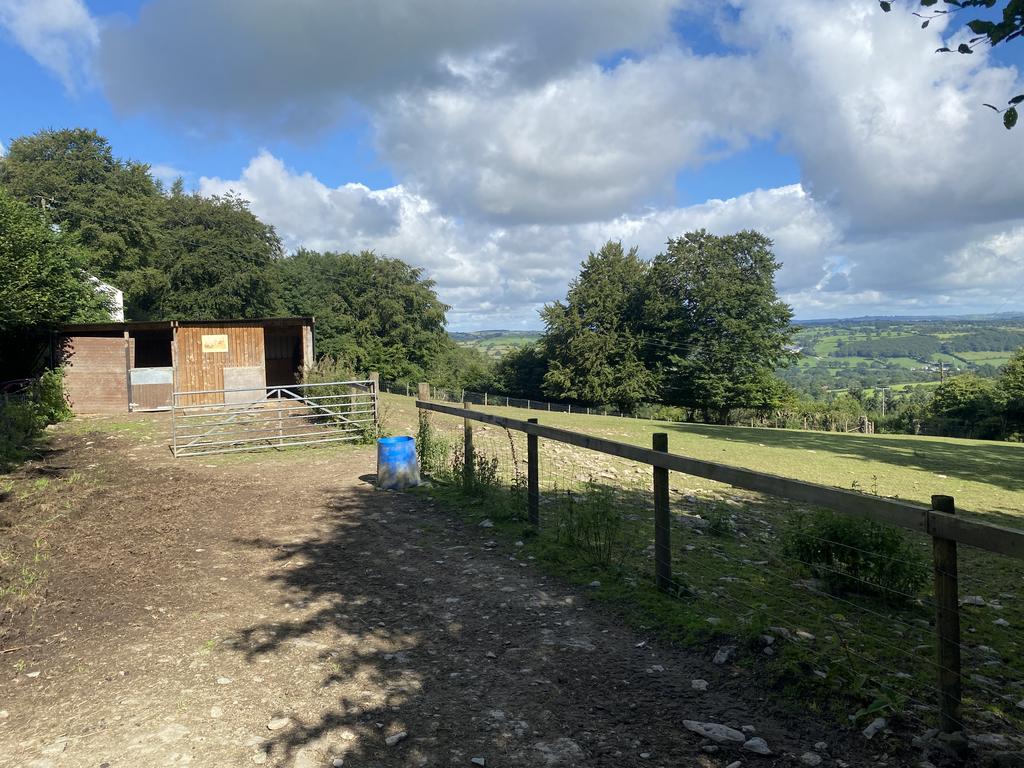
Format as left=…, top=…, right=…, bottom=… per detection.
left=56, top=317, right=314, bottom=413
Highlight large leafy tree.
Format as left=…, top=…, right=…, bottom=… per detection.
left=273, top=249, right=452, bottom=382
left=928, top=373, right=1005, bottom=436
left=494, top=344, right=549, bottom=400
left=0, top=189, right=109, bottom=370
left=646, top=230, right=795, bottom=422
left=150, top=189, right=281, bottom=320
left=540, top=242, right=658, bottom=410
left=0, top=128, right=162, bottom=285
left=999, top=346, right=1024, bottom=427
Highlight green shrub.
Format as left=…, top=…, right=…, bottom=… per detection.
left=32, top=369, right=72, bottom=424
left=550, top=483, right=640, bottom=567
left=782, top=510, right=928, bottom=599
left=0, top=400, right=44, bottom=465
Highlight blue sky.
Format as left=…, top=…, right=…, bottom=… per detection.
left=2, top=0, right=1024, bottom=329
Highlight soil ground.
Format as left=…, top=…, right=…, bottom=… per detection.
left=1, top=414, right=916, bottom=767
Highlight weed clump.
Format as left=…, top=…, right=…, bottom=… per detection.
left=415, top=410, right=451, bottom=476
left=549, top=482, right=641, bottom=567
left=782, top=510, right=928, bottom=599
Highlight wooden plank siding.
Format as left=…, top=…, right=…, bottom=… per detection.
left=64, top=334, right=134, bottom=413
left=174, top=324, right=267, bottom=405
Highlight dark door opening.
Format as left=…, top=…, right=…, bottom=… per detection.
left=264, top=328, right=303, bottom=387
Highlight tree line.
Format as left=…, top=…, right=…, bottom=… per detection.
left=0, top=128, right=490, bottom=386
left=5, top=128, right=1022, bottom=442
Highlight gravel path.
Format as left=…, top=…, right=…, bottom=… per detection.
left=0, top=417, right=899, bottom=767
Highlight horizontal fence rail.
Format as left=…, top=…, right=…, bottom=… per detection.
left=171, top=379, right=377, bottom=457
left=418, top=399, right=1024, bottom=557
left=417, top=395, right=1024, bottom=738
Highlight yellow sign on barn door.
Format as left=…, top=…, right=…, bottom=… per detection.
left=201, top=334, right=229, bottom=353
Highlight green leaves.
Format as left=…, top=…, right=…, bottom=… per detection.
left=967, top=19, right=996, bottom=34
left=879, top=1, right=892, bottom=11
left=0, top=189, right=109, bottom=333
left=274, top=249, right=453, bottom=383
left=1004, top=106, right=1019, bottom=129
left=539, top=241, right=657, bottom=410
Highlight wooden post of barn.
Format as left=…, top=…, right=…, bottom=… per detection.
left=931, top=494, right=962, bottom=733
left=527, top=418, right=539, bottom=527
left=463, top=401, right=474, bottom=492
left=653, top=433, right=671, bottom=593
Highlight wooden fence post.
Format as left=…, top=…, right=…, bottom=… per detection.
left=653, top=433, right=671, bottom=592
left=931, top=494, right=962, bottom=733
left=527, top=418, right=539, bottom=527
left=463, top=401, right=474, bottom=491
left=418, top=382, right=430, bottom=402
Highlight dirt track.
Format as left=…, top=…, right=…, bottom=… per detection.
left=0, top=416, right=905, bottom=767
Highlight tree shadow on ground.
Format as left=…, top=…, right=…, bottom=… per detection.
left=230, top=485, right=635, bottom=767
left=666, top=422, right=1024, bottom=497
left=228, top=476, right=926, bottom=768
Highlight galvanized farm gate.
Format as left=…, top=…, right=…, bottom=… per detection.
left=170, top=379, right=377, bottom=457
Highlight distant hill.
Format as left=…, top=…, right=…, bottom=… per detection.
left=782, top=314, right=1024, bottom=395
left=450, top=330, right=542, bottom=358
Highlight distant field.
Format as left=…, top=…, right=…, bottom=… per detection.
left=786, top=316, right=1024, bottom=392
left=957, top=351, right=1014, bottom=366
left=383, top=392, right=1024, bottom=522
left=453, top=331, right=541, bottom=358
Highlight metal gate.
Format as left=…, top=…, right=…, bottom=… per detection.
left=170, top=379, right=378, bottom=457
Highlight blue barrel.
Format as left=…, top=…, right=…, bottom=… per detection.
left=377, top=436, right=421, bottom=490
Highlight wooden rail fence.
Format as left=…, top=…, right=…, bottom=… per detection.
left=417, top=394, right=1024, bottom=736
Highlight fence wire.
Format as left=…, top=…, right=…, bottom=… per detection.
left=414, top=404, right=1024, bottom=746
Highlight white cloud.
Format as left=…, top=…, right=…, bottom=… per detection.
left=98, top=0, right=681, bottom=133
left=203, top=151, right=1024, bottom=327
left=7, top=0, right=1024, bottom=324
left=376, top=49, right=773, bottom=223
left=198, top=153, right=836, bottom=326
left=0, top=0, right=97, bottom=91
left=728, top=0, right=1024, bottom=235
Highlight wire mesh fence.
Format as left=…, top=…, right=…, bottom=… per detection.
left=378, top=380, right=658, bottom=419
left=413, top=399, right=1024, bottom=749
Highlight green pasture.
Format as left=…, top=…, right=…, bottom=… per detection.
left=392, top=392, right=1024, bottom=733
left=384, top=392, right=1024, bottom=523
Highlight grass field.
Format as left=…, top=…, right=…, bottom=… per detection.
left=384, top=392, right=1024, bottom=734
left=383, top=393, right=1024, bottom=523
left=957, top=351, right=1015, bottom=367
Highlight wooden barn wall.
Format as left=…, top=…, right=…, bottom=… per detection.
left=63, top=334, right=134, bottom=413
left=174, top=325, right=266, bottom=405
